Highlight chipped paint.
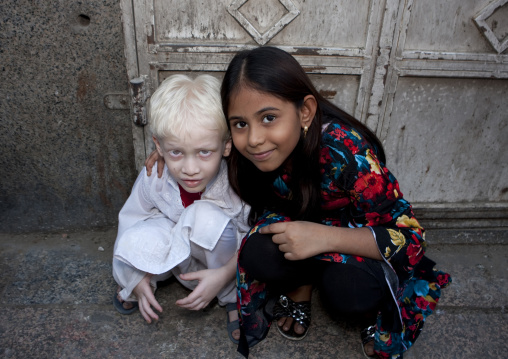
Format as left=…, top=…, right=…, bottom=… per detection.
left=147, top=25, right=155, bottom=45
left=303, top=66, right=326, bottom=73
left=129, top=77, right=147, bottom=126
left=318, top=90, right=337, bottom=99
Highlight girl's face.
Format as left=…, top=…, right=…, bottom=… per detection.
left=227, top=87, right=315, bottom=172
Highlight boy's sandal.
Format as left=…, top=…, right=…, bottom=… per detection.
left=273, top=294, right=311, bottom=341
left=225, top=302, right=240, bottom=344
left=113, top=290, right=138, bottom=315
left=360, top=325, right=377, bottom=358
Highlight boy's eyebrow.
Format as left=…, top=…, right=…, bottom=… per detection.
left=228, top=107, right=280, bottom=121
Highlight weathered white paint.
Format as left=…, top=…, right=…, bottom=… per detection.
left=227, top=0, right=300, bottom=45
left=120, top=0, right=146, bottom=171
left=120, top=0, right=508, bottom=228
left=384, top=77, right=508, bottom=202
left=474, top=0, right=508, bottom=53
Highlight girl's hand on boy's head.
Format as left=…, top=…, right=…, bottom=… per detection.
left=260, top=221, right=330, bottom=261
left=132, top=274, right=163, bottom=323
left=175, top=268, right=227, bottom=310
left=144, top=150, right=165, bottom=178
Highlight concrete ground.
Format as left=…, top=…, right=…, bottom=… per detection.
left=0, top=228, right=506, bottom=358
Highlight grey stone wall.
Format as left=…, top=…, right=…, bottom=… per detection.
left=0, top=0, right=137, bottom=232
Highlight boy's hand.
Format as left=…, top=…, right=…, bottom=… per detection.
left=132, top=274, right=163, bottom=323
left=144, top=150, right=165, bottom=178
left=175, top=268, right=227, bottom=310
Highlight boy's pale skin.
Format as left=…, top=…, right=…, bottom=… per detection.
left=227, top=87, right=381, bottom=354
left=122, top=126, right=240, bottom=340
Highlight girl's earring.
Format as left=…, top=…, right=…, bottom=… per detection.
left=303, top=126, right=309, bottom=138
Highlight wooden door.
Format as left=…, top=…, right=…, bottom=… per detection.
left=120, top=0, right=508, bottom=229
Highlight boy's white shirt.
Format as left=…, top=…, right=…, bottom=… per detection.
left=113, top=159, right=250, bottom=275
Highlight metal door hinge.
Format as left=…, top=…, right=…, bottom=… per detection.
left=129, top=77, right=148, bottom=126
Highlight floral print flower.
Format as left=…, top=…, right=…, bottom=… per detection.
left=407, top=243, right=424, bottom=265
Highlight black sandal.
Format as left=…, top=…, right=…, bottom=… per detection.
left=360, top=325, right=376, bottom=358
left=113, top=291, right=138, bottom=315
left=273, top=294, right=311, bottom=341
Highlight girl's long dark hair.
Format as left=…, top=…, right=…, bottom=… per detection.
left=221, top=46, right=385, bottom=224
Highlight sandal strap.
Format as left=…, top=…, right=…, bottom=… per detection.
left=360, top=325, right=376, bottom=345
left=273, top=295, right=311, bottom=329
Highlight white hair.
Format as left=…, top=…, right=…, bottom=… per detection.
left=149, top=74, right=228, bottom=141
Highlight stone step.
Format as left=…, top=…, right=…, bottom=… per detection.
left=423, top=243, right=507, bottom=309
left=425, top=228, right=508, bottom=245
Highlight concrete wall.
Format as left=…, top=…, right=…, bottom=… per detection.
left=0, top=0, right=137, bottom=232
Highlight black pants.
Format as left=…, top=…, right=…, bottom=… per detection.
left=239, top=233, right=389, bottom=327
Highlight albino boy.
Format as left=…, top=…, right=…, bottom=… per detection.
left=112, top=74, right=249, bottom=343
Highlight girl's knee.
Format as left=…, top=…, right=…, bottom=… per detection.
left=239, top=232, right=284, bottom=280
left=319, top=264, right=386, bottom=316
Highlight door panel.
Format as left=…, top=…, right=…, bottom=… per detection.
left=384, top=77, right=508, bottom=203
left=151, top=0, right=373, bottom=47
left=404, top=1, right=495, bottom=53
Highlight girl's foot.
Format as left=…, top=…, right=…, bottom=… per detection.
left=274, top=285, right=312, bottom=340
left=363, top=340, right=375, bottom=357
left=361, top=325, right=377, bottom=358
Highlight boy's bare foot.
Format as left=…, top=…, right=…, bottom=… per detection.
left=226, top=302, right=240, bottom=343
left=113, top=286, right=138, bottom=315
left=118, top=294, right=136, bottom=310
left=228, top=309, right=240, bottom=341
left=116, top=287, right=136, bottom=309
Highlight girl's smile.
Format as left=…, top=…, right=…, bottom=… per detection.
left=249, top=149, right=274, bottom=161
left=228, top=88, right=308, bottom=172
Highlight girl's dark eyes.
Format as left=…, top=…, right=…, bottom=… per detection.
left=233, top=121, right=247, bottom=129
left=262, top=115, right=275, bottom=123
left=232, top=115, right=275, bottom=129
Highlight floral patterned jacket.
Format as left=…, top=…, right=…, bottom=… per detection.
left=236, top=121, right=451, bottom=358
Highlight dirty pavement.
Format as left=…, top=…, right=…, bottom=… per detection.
left=0, top=228, right=506, bottom=358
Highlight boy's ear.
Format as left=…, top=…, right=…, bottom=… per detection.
left=222, top=139, right=232, bottom=157
left=153, top=136, right=164, bottom=156
left=300, top=95, right=317, bottom=129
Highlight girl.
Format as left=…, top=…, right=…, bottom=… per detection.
left=220, top=47, right=451, bottom=358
